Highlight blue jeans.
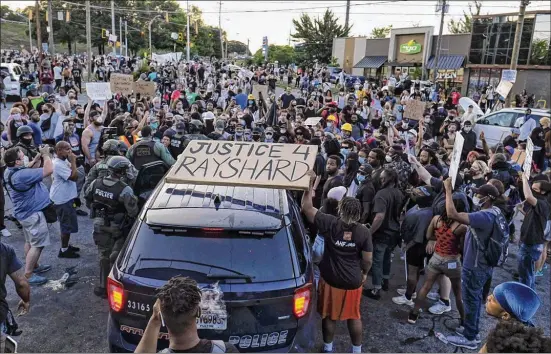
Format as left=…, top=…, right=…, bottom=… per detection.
left=518, top=243, right=544, bottom=290
left=462, top=267, right=493, bottom=341
left=372, top=242, right=392, bottom=288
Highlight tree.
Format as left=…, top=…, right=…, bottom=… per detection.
left=370, top=25, right=392, bottom=39
left=448, top=1, right=482, bottom=34
left=530, top=38, right=550, bottom=65
left=253, top=45, right=295, bottom=66
left=226, top=40, right=250, bottom=56
left=1, top=5, right=24, bottom=21
left=292, top=9, right=351, bottom=66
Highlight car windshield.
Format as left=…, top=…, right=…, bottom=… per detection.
left=121, top=222, right=295, bottom=283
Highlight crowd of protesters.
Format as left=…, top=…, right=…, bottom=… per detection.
left=1, top=49, right=550, bottom=353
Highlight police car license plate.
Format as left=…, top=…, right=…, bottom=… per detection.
left=196, top=312, right=227, bottom=330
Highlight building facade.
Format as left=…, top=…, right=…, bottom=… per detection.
left=332, top=12, right=550, bottom=106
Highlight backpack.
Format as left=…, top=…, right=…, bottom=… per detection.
left=470, top=206, right=510, bottom=267
left=40, top=111, right=54, bottom=132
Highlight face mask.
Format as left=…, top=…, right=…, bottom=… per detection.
left=357, top=174, right=366, bottom=183
left=341, top=148, right=349, bottom=157
left=359, top=157, right=366, bottom=164
left=384, top=121, right=390, bottom=127
left=280, top=128, right=287, bottom=134
left=150, top=122, right=159, bottom=130
left=252, top=135, right=261, bottom=141
left=327, top=121, right=333, bottom=127
left=463, top=126, right=472, bottom=132
left=472, top=196, right=487, bottom=208
left=414, top=195, right=433, bottom=208
left=424, top=118, right=431, bottom=123
left=385, top=155, right=393, bottom=163
left=12, top=113, right=22, bottom=120
left=21, top=136, right=33, bottom=145
left=402, top=122, right=409, bottom=129
left=77, top=113, right=84, bottom=119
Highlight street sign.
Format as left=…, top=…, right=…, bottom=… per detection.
left=42, top=43, right=49, bottom=52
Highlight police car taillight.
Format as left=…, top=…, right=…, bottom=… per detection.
left=108, top=277, right=126, bottom=312
left=293, top=283, right=312, bottom=318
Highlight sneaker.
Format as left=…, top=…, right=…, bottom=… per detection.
left=0, top=228, right=12, bottom=237
left=427, top=291, right=440, bottom=301
left=75, top=209, right=88, bottom=216
left=455, top=326, right=482, bottom=343
left=58, top=248, right=81, bottom=258
left=363, top=288, right=381, bottom=300
left=535, top=269, right=544, bottom=277
left=396, top=288, right=417, bottom=299
left=382, top=279, right=389, bottom=291
left=407, top=310, right=419, bottom=324
left=68, top=245, right=81, bottom=252
left=445, top=334, right=479, bottom=350
left=33, top=264, right=52, bottom=274
left=429, top=300, right=452, bottom=315
left=27, top=274, right=48, bottom=286
left=392, top=294, right=414, bottom=307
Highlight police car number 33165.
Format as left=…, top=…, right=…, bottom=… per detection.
left=127, top=300, right=151, bottom=313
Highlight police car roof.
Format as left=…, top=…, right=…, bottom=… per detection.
left=148, top=183, right=289, bottom=216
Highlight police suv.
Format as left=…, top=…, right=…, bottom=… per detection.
left=107, top=178, right=317, bottom=352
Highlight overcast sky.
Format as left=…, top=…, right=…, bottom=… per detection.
left=4, top=0, right=551, bottom=52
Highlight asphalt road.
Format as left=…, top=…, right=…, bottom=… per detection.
left=1, top=97, right=549, bottom=353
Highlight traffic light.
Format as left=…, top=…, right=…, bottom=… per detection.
left=28, top=9, right=33, bottom=20
left=66, top=11, right=70, bottom=22
left=165, top=12, right=169, bottom=23
left=102, top=29, right=110, bottom=39
left=140, top=31, right=145, bottom=37
left=262, top=36, right=268, bottom=46
left=178, top=32, right=184, bottom=42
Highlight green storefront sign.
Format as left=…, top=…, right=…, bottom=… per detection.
left=400, top=40, right=422, bottom=54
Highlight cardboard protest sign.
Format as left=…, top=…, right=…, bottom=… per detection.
left=165, top=141, right=317, bottom=190
left=448, top=133, right=465, bottom=190
left=86, top=82, right=112, bottom=100
left=511, top=149, right=526, bottom=167
left=134, top=81, right=156, bottom=97
left=304, top=117, right=322, bottom=127
left=523, top=138, right=534, bottom=179
left=110, top=73, right=134, bottom=95
left=253, top=84, right=269, bottom=101
left=403, top=99, right=425, bottom=120
left=496, top=80, right=513, bottom=98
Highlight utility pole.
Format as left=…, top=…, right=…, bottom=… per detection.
left=35, top=0, right=42, bottom=60
left=47, top=0, right=55, bottom=55
left=27, top=15, right=33, bottom=52
left=125, top=21, right=128, bottom=57
left=119, top=16, right=122, bottom=57
left=149, top=15, right=161, bottom=60
left=186, top=0, right=191, bottom=61
left=432, top=0, right=446, bottom=83
left=510, top=0, right=530, bottom=71
left=111, top=0, right=116, bottom=55
left=85, top=0, right=92, bottom=82
left=345, top=0, right=351, bottom=29
left=247, top=38, right=250, bottom=56
left=218, top=1, right=224, bottom=60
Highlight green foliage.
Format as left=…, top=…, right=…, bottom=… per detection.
left=292, top=9, right=351, bottom=66
left=1, top=4, right=24, bottom=21
left=530, top=38, right=550, bottom=65
left=226, top=40, right=250, bottom=56
left=448, top=1, right=482, bottom=34
left=370, top=25, right=392, bottom=39
left=253, top=45, right=296, bottom=66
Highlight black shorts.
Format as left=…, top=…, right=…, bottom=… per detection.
left=406, top=243, right=428, bottom=268
left=55, top=200, right=78, bottom=234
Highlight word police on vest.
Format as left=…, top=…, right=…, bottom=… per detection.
left=95, top=189, right=114, bottom=199
left=165, top=141, right=317, bottom=190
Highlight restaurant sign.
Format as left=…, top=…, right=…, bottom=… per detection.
left=400, top=40, right=422, bottom=55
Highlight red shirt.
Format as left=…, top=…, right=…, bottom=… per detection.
left=451, top=92, right=461, bottom=105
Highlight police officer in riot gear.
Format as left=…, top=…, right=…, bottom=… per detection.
left=169, top=121, right=187, bottom=159
left=126, top=126, right=175, bottom=170
left=182, top=118, right=210, bottom=150
left=84, top=156, right=139, bottom=298
left=83, top=139, right=138, bottom=194
left=15, top=125, right=40, bottom=162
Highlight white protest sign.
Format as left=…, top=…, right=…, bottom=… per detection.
left=254, top=84, right=270, bottom=102
left=134, top=81, right=156, bottom=97
left=448, top=133, right=465, bottom=190
left=304, top=117, right=322, bottom=127
left=86, top=82, right=112, bottom=100
left=165, top=141, right=318, bottom=190
left=523, top=138, right=534, bottom=179
left=496, top=80, right=514, bottom=98
left=501, top=70, right=517, bottom=83
left=110, top=73, right=134, bottom=95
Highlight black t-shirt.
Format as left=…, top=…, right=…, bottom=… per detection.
left=314, top=212, right=373, bottom=290
left=371, top=187, right=403, bottom=242
left=313, top=153, right=326, bottom=193
left=503, top=135, right=518, bottom=149
left=160, top=339, right=239, bottom=353
left=322, top=175, right=344, bottom=201
left=520, top=198, right=549, bottom=245
left=72, top=68, right=82, bottom=80
left=1, top=243, right=23, bottom=324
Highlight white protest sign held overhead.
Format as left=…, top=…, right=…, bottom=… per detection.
left=501, top=70, right=517, bottom=83
left=165, top=141, right=317, bottom=190
left=304, top=117, right=322, bottom=127
left=496, top=80, right=514, bottom=98
left=523, top=138, right=534, bottom=179
left=448, top=133, right=465, bottom=190
left=86, top=82, right=112, bottom=100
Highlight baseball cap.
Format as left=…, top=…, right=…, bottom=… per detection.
left=327, top=186, right=347, bottom=202
left=473, top=184, right=500, bottom=200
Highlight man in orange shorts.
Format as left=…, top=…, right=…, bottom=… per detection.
left=302, top=173, right=373, bottom=353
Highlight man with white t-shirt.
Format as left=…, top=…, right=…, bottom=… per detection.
left=53, top=62, right=63, bottom=92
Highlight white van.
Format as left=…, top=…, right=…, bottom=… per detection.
left=0, top=63, right=23, bottom=100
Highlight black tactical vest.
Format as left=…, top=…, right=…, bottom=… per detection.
left=131, top=140, right=158, bottom=169
left=92, top=178, right=127, bottom=214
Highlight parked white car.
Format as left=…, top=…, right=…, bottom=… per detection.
left=1, top=62, right=23, bottom=100
left=473, top=107, right=551, bottom=147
